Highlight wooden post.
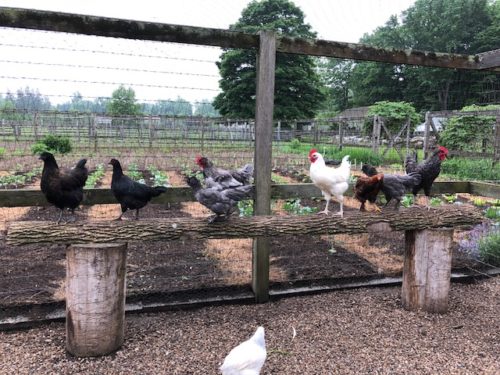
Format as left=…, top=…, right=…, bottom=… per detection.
left=252, top=30, right=276, bottom=303
left=339, top=121, right=344, bottom=151
left=148, top=115, right=153, bottom=149
left=405, top=117, right=411, bottom=155
left=423, top=111, right=431, bottom=159
left=402, top=229, right=453, bottom=313
left=66, top=243, right=127, bottom=357
left=493, top=115, right=500, bottom=167
left=372, top=115, right=381, bottom=153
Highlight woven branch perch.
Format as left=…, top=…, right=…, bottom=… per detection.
left=5, top=205, right=483, bottom=246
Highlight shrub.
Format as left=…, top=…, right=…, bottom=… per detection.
left=441, top=158, right=500, bottom=181
left=440, top=104, right=498, bottom=152
left=365, top=101, right=421, bottom=136
left=31, top=135, right=72, bottom=155
left=0, top=147, right=5, bottom=159
left=458, top=223, right=500, bottom=266
left=478, top=230, right=500, bottom=266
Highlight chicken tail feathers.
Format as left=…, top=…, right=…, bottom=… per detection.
left=75, top=159, right=87, bottom=169
left=152, top=186, right=168, bottom=196
left=402, top=172, right=421, bottom=188
left=224, top=185, right=253, bottom=201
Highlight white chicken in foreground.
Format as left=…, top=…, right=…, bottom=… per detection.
left=309, top=149, right=351, bottom=217
left=220, top=326, right=267, bottom=375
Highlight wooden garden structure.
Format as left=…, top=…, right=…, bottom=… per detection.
left=0, top=6, right=499, bottom=356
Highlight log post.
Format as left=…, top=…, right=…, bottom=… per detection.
left=423, top=111, right=431, bottom=159
left=252, top=30, right=276, bottom=303
left=66, top=243, right=127, bottom=357
left=402, top=228, right=453, bottom=313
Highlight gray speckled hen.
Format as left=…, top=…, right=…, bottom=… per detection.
left=186, top=175, right=253, bottom=223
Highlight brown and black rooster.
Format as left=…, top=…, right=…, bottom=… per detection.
left=405, top=146, right=448, bottom=207
left=354, top=173, right=384, bottom=212
left=362, top=164, right=421, bottom=210
left=39, top=151, right=88, bottom=223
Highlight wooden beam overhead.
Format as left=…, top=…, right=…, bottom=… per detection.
left=476, top=49, right=500, bottom=72
left=1, top=7, right=499, bottom=71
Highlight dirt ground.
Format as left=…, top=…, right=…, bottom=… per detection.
left=0, top=277, right=498, bottom=374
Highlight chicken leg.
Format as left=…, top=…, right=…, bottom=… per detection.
left=319, top=197, right=330, bottom=215
left=56, top=209, right=64, bottom=224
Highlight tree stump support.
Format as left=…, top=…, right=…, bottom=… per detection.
left=66, top=243, right=128, bottom=357
left=402, top=228, right=453, bottom=313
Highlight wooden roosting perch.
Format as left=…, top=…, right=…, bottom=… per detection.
left=4, top=202, right=483, bottom=357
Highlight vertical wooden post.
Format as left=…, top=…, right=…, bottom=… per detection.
left=405, top=117, right=411, bottom=155
left=402, top=229, right=453, bottom=313
left=33, top=111, right=39, bottom=141
left=423, top=111, right=431, bottom=159
left=372, top=115, right=381, bottom=153
left=252, top=30, right=276, bottom=303
left=339, top=121, right=345, bottom=151
left=493, top=115, right=500, bottom=167
left=148, top=115, right=153, bottom=149
left=66, top=243, right=127, bottom=357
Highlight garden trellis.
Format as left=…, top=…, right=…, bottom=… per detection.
left=0, top=7, right=499, bottom=346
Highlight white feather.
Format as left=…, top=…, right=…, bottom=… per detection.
left=220, top=327, right=267, bottom=375
left=310, top=153, right=351, bottom=196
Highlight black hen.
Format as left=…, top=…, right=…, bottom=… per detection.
left=39, top=151, right=88, bottom=223
left=362, top=164, right=421, bottom=210
left=186, top=176, right=253, bottom=223
left=109, top=159, right=168, bottom=220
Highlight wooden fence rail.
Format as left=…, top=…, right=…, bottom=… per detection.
left=0, top=181, right=494, bottom=208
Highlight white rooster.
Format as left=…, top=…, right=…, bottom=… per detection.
left=220, top=326, right=267, bottom=375
left=308, top=149, right=351, bottom=217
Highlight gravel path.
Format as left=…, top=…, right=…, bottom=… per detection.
left=1, top=278, right=498, bottom=375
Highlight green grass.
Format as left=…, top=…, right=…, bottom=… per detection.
left=441, top=158, right=500, bottom=181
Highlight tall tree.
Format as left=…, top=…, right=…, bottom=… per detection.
left=106, top=85, right=141, bottom=116
left=213, top=0, right=325, bottom=119
left=349, top=0, right=498, bottom=111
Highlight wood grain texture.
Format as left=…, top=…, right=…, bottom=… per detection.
left=402, top=229, right=453, bottom=313
left=6, top=205, right=482, bottom=246
left=66, top=243, right=127, bottom=357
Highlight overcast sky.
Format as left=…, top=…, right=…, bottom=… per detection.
left=0, top=0, right=415, bottom=105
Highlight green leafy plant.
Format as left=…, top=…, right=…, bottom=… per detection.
left=0, top=147, right=5, bottom=159
left=127, top=163, right=143, bottom=182
left=401, top=195, right=414, bottom=208
left=85, top=164, right=105, bottom=188
left=441, top=158, right=500, bottom=181
left=289, top=138, right=301, bottom=150
left=492, top=199, right=500, bottom=207
left=31, top=135, right=72, bottom=155
left=148, top=165, right=170, bottom=187
left=472, top=197, right=487, bottom=207
left=238, top=200, right=253, bottom=217
left=484, top=207, right=500, bottom=220
left=283, top=199, right=318, bottom=215
left=429, top=197, right=442, bottom=207
left=442, top=194, right=457, bottom=204
left=478, top=230, right=500, bottom=266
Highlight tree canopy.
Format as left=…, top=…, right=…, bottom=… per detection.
left=319, top=0, right=500, bottom=112
left=106, top=85, right=141, bottom=116
left=213, top=0, right=326, bottom=119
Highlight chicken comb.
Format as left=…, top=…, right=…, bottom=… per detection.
left=438, top=145, right=449, bottom=154
left=308, top=149, right=318, bottom=157
left=195, top=155, right=202, bottom=163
